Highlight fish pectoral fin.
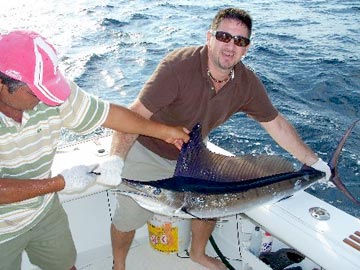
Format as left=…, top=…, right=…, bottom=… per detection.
left=174, top=207, right=184, bottom=214
left=173, top=203, right=198, bottom=218
left=175, top=200, right=188, bottom=214
left=180, top=207, right=200, bottom=219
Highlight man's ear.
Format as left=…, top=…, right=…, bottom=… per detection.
left=206, top=30, right=212, bottom=46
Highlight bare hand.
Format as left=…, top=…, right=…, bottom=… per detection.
left=164, top=126, right=190, bottom=150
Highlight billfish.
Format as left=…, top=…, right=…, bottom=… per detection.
left=113, top=120, right=359, bottom=219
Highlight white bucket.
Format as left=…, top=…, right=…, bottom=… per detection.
left=147, top=214, right=191, bottom=254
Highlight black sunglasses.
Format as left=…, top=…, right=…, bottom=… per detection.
left=210, top=30, right=250, bottom=47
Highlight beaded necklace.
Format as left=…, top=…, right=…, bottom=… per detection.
left=207, top=68, right=234, bottom=84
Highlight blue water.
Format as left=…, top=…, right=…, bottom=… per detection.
left=1, top=1, right=359, bottom=217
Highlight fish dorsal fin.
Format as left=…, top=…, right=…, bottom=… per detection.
left=174, top=124, right=294, bottom=182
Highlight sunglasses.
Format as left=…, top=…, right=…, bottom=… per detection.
left=210, top=30, right=250, bottom=47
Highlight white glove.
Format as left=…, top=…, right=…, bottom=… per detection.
left=311, top=158, right=331, bottom=182
left=96, top=155, right=124, bottom=186
left=60, top=164, right=98, bottom=193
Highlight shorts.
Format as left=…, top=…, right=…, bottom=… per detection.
left=0, top=195, right=76, bottom=270
left=112, top=141, right=176, bottom=232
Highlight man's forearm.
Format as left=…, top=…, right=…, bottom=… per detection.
left=109, top=99, right=151, bottom=158
left=261, top=114, right=318, bottom=166
left=110, top=131, right=138, bottom=159
left=0, top=176, right=65, bottom=204
left=104, top=104, right=166, bottom=140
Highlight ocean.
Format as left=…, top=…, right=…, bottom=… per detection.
left=1, top=0, right=359, bottom=217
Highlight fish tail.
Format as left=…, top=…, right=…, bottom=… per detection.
left=329, top=119, right=360, bottom=205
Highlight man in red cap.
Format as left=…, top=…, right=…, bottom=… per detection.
left=0, top=30, right=189, bottom=270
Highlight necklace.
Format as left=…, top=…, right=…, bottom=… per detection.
left=207, top=68, right=233, bottom=84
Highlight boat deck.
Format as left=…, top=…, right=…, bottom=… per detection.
left=75, top=235, right=217, bottom=270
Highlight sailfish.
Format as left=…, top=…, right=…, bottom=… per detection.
left=113, top=120, right=359, bottom=219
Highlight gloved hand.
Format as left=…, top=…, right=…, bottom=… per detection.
left=60, top=164, right=98, bottom=193
left=95, top=155, right=124, bottom=186
left=311, top=158, right=331, bottom=182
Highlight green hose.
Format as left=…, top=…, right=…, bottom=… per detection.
left=209, top=235, right=237, bottom=270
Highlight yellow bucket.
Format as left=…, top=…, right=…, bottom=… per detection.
left=147, top=214, right=191, bottom=254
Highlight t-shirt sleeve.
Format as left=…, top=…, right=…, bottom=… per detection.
left=240, top=70, right=279, bottom=123
left=59, top=80, right=110, bottom=134
left=138, top=56, right=179, bottom=113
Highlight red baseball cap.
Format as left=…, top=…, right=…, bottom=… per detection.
left=0, top=30, right=70, bottom=106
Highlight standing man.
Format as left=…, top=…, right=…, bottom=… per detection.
left=110, top=7, right=331, bottom=270
left=0, top=30, right=189, bottom=270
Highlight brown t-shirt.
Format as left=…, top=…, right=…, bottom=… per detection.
left=137, top=46, right=278, bottom=160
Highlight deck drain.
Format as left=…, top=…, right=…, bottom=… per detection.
left=309, top=207, right=330, bottom=220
